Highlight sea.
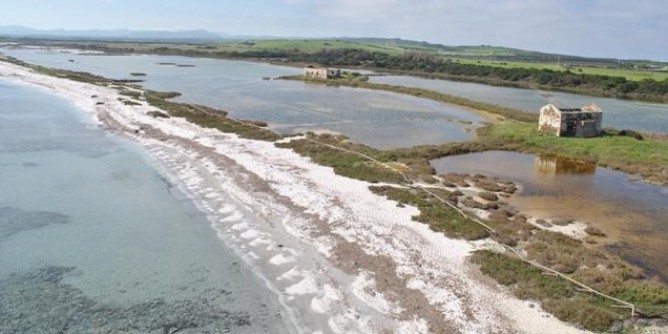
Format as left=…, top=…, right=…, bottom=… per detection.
left=0, top=79, right=294, bottom=333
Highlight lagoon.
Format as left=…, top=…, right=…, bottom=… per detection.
left=1, top=47, right=486, bottom=149
left=371, top=75, right=668, bottom=133
left=431, top=151, right=668, bottom=281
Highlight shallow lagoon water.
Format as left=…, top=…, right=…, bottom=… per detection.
left=431, top=151, right=668, bottom=280
left=0, top=80, right=292, bottom=333
left=1, top=47, right=486, bottom=149
left=371, top=75, right=668, bottom=134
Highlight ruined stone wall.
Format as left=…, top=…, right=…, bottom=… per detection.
left=304, top=68, right=329, bottom=79
left=327, top=68, right=341, bottom=78
left=562, top=113, right=602, bottom=138
left=539, top=104, right=602, bottom=138
left=538, top=105, right=562, bottom=135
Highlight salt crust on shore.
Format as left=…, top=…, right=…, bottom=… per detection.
left=0, top=61, right=592, bottom=334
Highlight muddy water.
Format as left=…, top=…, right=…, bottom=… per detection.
left=431, top=151, right=668, bottom=280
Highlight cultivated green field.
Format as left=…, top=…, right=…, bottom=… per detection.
left=227, top=39, right=406, bottom=54
left=12, top=36, right=668, bottom=86
left=76, top=39, right=409, bottom=55
left=455, top=58, right=668, bottom=81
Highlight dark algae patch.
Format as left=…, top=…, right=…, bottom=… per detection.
left=0, top=266, right=257, bottom=334
left=0, top=206, right=69, bottom=240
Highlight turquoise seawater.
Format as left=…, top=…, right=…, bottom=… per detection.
left=0, top=80, right=292, bottom=333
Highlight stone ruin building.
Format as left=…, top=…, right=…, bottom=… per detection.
left=303, top=66, right=341, bottom=80
left=538, top=103, right=603, bottom=138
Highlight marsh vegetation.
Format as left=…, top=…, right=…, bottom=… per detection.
left=4, top=56, right=668, bottom=332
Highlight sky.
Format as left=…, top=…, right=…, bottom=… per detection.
left=1, top=0, right=666, bottom=61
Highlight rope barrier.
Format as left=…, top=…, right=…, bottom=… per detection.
left=157, top=92, right=659, bottom=318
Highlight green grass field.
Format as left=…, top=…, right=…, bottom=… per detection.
left=455, top=58, right=668, bottom=81
left=51, top=38, right=668, bottom=82
left=103, top=39, right=407, bottom=55
left=478, top=122, right=668, bottom=184
left=229, top=39, right=406, bottom=54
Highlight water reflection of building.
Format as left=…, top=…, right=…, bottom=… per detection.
left=534, top=156, right=596, bottom=176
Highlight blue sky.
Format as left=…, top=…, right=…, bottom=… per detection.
left=2, top=0, right=666, bottom=60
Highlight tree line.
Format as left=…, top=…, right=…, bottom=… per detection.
left=71, top=44, right=668, bottom=102
left=269, top=49, right=668, bottom=102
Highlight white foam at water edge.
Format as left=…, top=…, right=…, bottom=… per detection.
left=218, top=204, right=236, bottom=214
left=285, top=274, right=319, bottom=295
left=204, top=191, right=221, bottom=199
left=277, top=266, right=305, bottom=282
left=309, top=284, right=342, bottom=314
left=328, top=311, right=373, bottom=334
left=279, top=216, right=312, bottom=239
left=246, top=251, right=260, bottom=260
left=240, top=229, right=261, bottom=240
left=313, top=236, right=335, bottom=257
left=230, top=222, right=250, bottom=231
left=269, top=253, right=297, bottom=266
left=219, top=211, right=244, bottom=223
left=248, top=237, right=272, bottom=248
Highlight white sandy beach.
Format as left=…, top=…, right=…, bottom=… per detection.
left=0, top=60, right=593, bottom=334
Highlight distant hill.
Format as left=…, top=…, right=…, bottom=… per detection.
left=1, top=27, right=665, bottom=66
left=0, top=25, right=226, bottom=41
left=335, top=38, right=624, bottom=64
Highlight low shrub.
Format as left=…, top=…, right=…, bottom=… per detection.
left=370, top=186, right=489, bottom=240
left=479, top=191, right=499, bottom=202
left=585, top=226, right=607, bottom=237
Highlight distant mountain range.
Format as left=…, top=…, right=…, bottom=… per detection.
left=1, top=26, right=665, bottom=64
left=0, top=25, right=229, bottom=41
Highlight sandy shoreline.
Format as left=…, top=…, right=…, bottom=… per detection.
left=0, top=60, right=592, bottom=333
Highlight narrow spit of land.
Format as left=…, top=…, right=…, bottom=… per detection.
left=2, top=56, right=667, bottom=333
